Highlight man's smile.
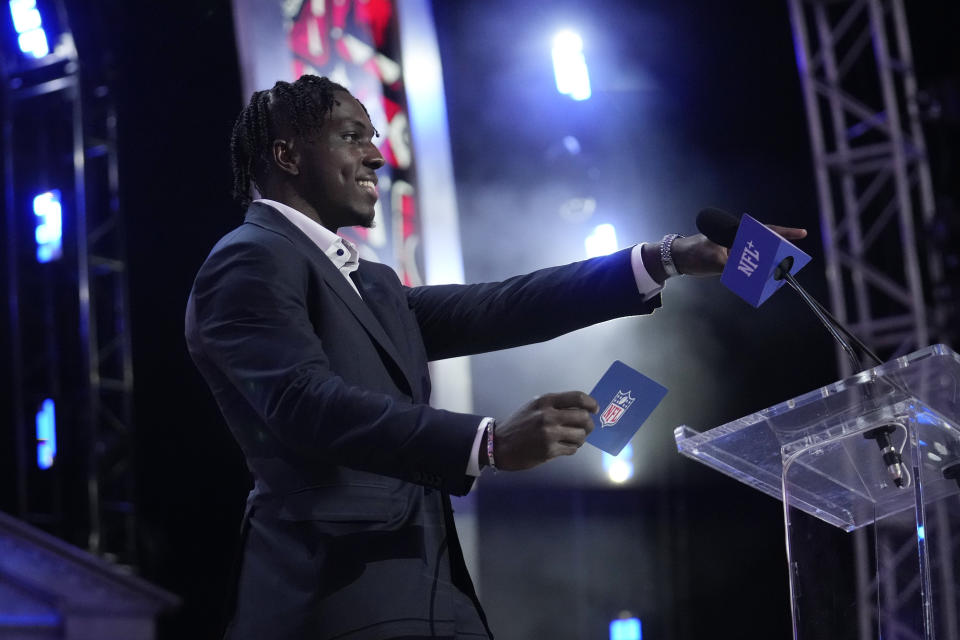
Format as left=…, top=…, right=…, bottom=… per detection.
left=357, top=177, right=378, bottom=199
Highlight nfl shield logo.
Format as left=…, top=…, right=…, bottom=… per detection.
left=600, top=390, right=636, bottom=428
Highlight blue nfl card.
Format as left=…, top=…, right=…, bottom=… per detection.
left=586, top=360, right=668, bottom=455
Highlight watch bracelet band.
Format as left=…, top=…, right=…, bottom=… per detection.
left=660, top=233, right=682, bottom=278
left=486, top=420, right=497, bottom=472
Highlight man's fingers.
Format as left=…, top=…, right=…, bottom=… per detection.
left=537, top=391, right=599, bottom=414
left=553, top=425, right=590, bottom=447
left=543, top=408, right=594, bottom=434
left=498, top=394, right=599, bottom=469
left=767, top=224, right=808, bottom=240
left=549, top=441, right=582, bottom=458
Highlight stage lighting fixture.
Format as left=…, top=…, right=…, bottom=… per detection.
left=610, top=616, right=642, bottom=640
left=35, top=398, right=57, bottom=469
left=602, top=443, right=634, bottom=484
left=8, top=0, right=49, bottom=58
left=585, top=223, right=618, bottom=258
left=552, top=29, right=591, bottom=101
left=33, top=189, right=62, bottom=263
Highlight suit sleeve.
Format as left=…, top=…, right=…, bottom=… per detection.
left=406, top=247, right=661, bottom=361
left=187, top=234, right=481, bottom=493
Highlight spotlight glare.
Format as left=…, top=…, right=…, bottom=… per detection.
left=554, top=30, right=582, bottom=50
left=602, top=443, right=635, bottom=484
left=585, top=223, right=618, bottom=258
left=607, top=459, right=633, bottom=484
left=552, top=29, right=591, bottom=101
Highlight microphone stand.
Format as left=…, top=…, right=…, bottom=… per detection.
left=773, top=257, right=906, bottom=488
left=782, top=272, right=864, bottom=372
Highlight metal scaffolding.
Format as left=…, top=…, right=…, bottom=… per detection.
left=788, top=1, right=952, bottom=638
left=3, top=6, right=136, bottom=564
left=788, top=0, right=942, bottom=378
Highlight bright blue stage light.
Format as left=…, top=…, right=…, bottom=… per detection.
left=34, top=190, right=62, bottom=263
left=552, top=30, right=591, bottom=101
left=18, top=28, right=48, bottom=57
left=35, top=398, right=56, bottom=470
left=9, top=0, right=49, bottom=58
left=610, top=616, right=642, bottom=640
left=585, top=223, right=618, bottom=258
left=9, top=0, right=40, bottom=31
left=917, top=525, right=925, bottom=541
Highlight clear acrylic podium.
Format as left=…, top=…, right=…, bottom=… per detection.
left=675, top=344, right=960, bottom=639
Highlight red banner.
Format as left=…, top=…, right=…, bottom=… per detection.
left=234, top=0, right=423, bottom=285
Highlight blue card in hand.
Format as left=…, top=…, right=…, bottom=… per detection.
left=586, top=360, right=668, bottom=456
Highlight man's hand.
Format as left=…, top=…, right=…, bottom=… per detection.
left=673, top=225, right=808, bottom=277
left=493, top=391, right=598, bottom=471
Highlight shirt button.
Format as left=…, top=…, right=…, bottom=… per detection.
left=336, top=249, right=344, bottom=256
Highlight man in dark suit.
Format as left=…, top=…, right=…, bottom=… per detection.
left=185, top=75, right=803, bottom=639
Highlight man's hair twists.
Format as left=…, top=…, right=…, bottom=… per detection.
left=230, top=75, right=369, bottom=208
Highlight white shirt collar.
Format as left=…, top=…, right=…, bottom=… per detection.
left=255, top=199, right=359, bottom=274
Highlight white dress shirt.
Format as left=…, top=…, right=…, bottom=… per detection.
left=257, top=198, right=363, bottom=297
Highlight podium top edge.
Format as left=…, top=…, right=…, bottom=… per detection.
left=678, top=343, right=960, bottom=447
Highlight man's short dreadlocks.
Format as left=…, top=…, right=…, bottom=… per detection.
left=229, top=75, right=374, bottom=208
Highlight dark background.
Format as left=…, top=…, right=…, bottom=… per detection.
left=1, top=1, right=957, bottom=638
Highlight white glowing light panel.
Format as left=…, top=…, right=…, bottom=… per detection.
left=552, top=30, right=591, bottom=101
left=34, top=190, right=62, bottom=263
left=9, top=0, right=49, bottom=58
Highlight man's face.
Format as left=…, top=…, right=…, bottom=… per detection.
left=297, top=91, right=384, bottom=230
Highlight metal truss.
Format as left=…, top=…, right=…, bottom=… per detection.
left=789, top=2, right=953, bottom=638
left=849, top=498, right=959, bottom=640
left=788, top=0, right=943, bottom=379
left=3, top=12, right=136, bottom=564
left=80, top=75, right=137, bottom=564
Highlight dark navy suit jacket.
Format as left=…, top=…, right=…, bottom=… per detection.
left=184, top=203, right=660, bottom=639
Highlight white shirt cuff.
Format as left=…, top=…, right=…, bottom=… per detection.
left=631, top=244, right=665, bottom=301
left=466, top=417, right=495, bottom=477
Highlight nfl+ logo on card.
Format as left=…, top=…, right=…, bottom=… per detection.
left=600, top=390, right=636, bottom=428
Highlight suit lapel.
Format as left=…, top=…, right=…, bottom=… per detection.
left=350, top=267, right=425, bottom=401
left=244, top=203, right=417, bottom=397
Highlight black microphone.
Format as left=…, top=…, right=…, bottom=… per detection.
left=697, top=207, right=906, bottom=488
left=695, top=207, right=741, bottom=248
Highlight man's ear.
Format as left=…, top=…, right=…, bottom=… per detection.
left=271, top=138, right=300, bottom=176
